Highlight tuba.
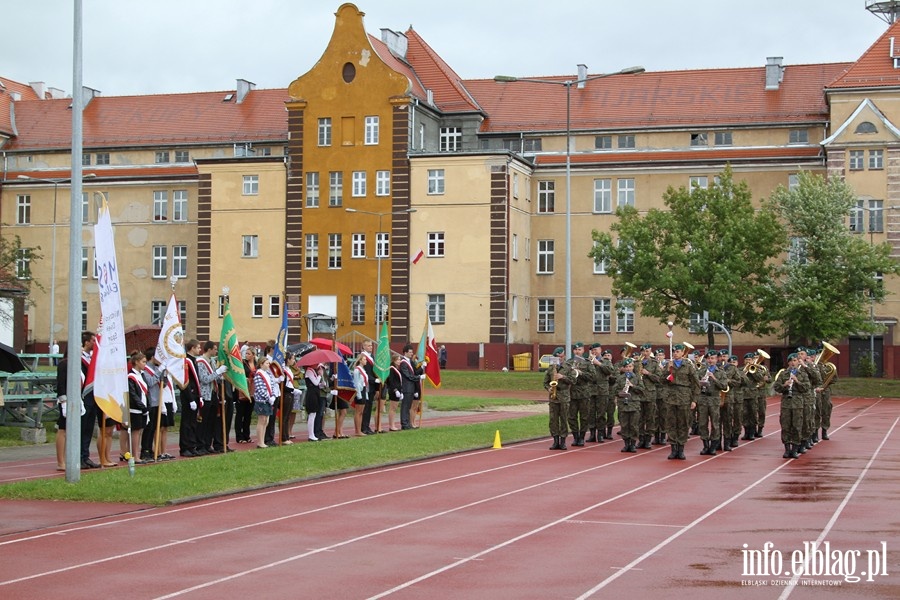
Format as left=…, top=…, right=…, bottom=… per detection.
left=622, top=342, right=638, bottom=359
left=815, top=341, right=840, bottom=387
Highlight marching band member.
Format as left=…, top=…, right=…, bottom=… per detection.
left=697, top=352, right=726, bottom=455
left=543, top=346, right=570, bottom=450
left=773, top=353, right=810, bottom=459
left=566, top=343, right=595, bottom=447
left=796, top=347, right=821, bottom=452
left=638, top=343, right=662, bottom=449
left=663, top=343, right=699, bottom=460
left=602, top=349, right=617, bottom=439
left=586, top=343, right=614, bottom=443
left=614, top=358, right=643, bottom=452
left=654, top=348, right=669, bottom=445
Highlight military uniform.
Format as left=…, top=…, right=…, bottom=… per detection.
left=720, top=354, right=745, bottom=450
left=798, top=351, right=821, bottom=451
left=697, top=357, right=727, bottom=455
left=773, top=359, right=810, bottom=458
left=817, top=360, right=836, bottom=440
left=614, top=363, right=643, bottom=452
left=587, top=346, right=614, bottom=443
left=654, top=350, right=669, bottom=444
left=566, top=346, right=595, bottom=446
left=543, top=349, right=570, bottom=450
left=663, top=346, right=700, bottom=460
left=637, top=346, right=662, bottom=449
left=754, top=359, right=771, bottom=437
left=742, top=353, right=763, bottom=438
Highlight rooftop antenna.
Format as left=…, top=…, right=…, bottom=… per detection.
left=867, top=0, right=900, bottom=24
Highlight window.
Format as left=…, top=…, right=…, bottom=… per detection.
left=593, top=179, right=612, bottom=213
left=537, top=299, right=555, bottom=333
left=595, top=135, right=612, bottom=150
left=155, top=151, right=170, bottom=164
left=16, top=195, right=30, bottom=224
left=538, top=181, right=555, bottom=213
left=690, top=133, right=708, bottom=147
left=152, top=246, right=167, bottom=278
left=426, top=232, right=445, bottom=258
left=218, top=295, right=226, bottom=318
left=174, top=150, right=190, bottom=163
left=428, top=294, right=446, bottom=324
left=850, top=200, right=865, bottom=232
left=439, top=127, right=462, bottom=152
left=375, top=170, right=390, bottom=196
left=81, top=247, right=89, bottom=278
left=251, top=296, right=264, bottom=318
left=537, top=240, right=554, bottom=274
left=618, top=134, right=635, bottom=149
left=351, top=171, right=367, bottom=197
left=173, top=245, right=187, bottom=278
left=318, top=117, right=332, bottom=146
left=513, top=172, right=519, bottom=199
left=329, top=171, right=343, bottom=206
left=616, top=298, right=635, bottom=333
left=427, top=169, right=445, bottom=194
left=714, top=131, right=733, bottom=146
left=869, top=199, right=884, bottom=233
left=375, top=294, right=388, bottom=323
left=92, top=251, right=99, bottom=279
left=153, top=191, right=168, bottom=221
left=15, top=248, right=32, bottom=279
left=689, top=176, right=708, bottom=191
left=869, top=150, right=884, bottom=170
left=789, top=129, right=808, bottom=144
left=364, top=116, right=379, bottom=145
left=242, top=235, right=258, bottom=258
left=242, top=175, right=259, bottom=195
left=617, top=178, right=635, bottom=207
left=593, top=242, right=607, bottom=274
left=81, top=192, right=91, bottom=223
left=151, top=300, right=166, bottom=325
left=306, top=172, right=320, bottom=208
left=849, top=150, right=864, bottom=171
left=269, top=296, right=280, bottom=318
left=173, top=190, right=187, bottom=221
left=856, top=121, right=878, bottom=134
left=96, top=152, right=110, bottom=165
left=376, top=232, right=389, bottom=258
left=234, top=143, right=255, bottom=157
left=305, top=234, right=318, bottom=269
left=593, top=299, right=611, bottom=333
left=351, top=295, right=365, bottom=324
left=788, top=237, right=807, bottom=265
left=328, top=233, right=342, bottom=269
left=352, top=233, right=366, bottom=258
left=81, top=301, right=88, bottom=333
left=512, top=233, right=518, bottom=261
left=788, top=174, right=799, bottom=191
left=689, top=312, right=706, bottom=333
left=82, top=153, right=92, bottom=166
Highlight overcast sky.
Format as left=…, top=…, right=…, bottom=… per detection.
left=1, top=0, right=893, bottom=97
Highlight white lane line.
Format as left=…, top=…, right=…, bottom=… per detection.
left=778, top=415, right=899, bottom=600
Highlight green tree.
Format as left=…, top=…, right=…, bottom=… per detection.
left=0, top=235, right=42, bottom=327
left=767, top=171, right=899, bottom=343
left=589, top=167, right=785, bottom=344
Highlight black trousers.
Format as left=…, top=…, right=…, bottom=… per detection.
left=235, top=399, right=253, bottom=442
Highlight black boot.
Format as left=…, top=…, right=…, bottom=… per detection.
left=731, top=435, right=739, bottom=448
left=796, top=441, right=807, bottom=454
left=606, top=426, right=613, bottom=440
left=821, top=428, right=829, bottom=440
left=811, top=431, right=819, bottom=444
left=652, top=432, right=661, bottom=445
left=628, top=439, right=637, bottom=453
left=742, top=426, right=753, bottom=441
left=558, top=435, right=567, bottom=451
left=723, top=436, right=732, bottom=452
left=755, top=426, right=763, bottom=438
left=550, top=436, right=560, bottom=450
left=690, top=422, right=699, bottom=436
left=574, top=432, right=585, bottom=447
left=676, top=444, right=686, bottom=460
left=700, top=439, right=710, bottom=455
left=660, top=431, right=667, bottom=444
left=586, top=428, right=596, bottom=443
left=621, top=439, right=630, bottom=452
left=789, top=444, right=799, bottom=459
left=708, top=440, right=716, bottom=456
left=783, top=443, right=792, bottom=459
left=667, top=444, right=678, bottom=460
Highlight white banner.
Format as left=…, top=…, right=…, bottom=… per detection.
left=93, top=199, right=129, bottom=425
left=155, top=294, right=186, bottom=386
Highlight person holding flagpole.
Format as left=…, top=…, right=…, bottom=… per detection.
left=359, top=339, right=378, bottom=434
left=196, top=341, right=228, bottom=453
left=236, top=346, right=256, bottom=443
left=399, top=344, right=424, bottom=430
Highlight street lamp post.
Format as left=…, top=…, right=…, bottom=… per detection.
left=494, top=66, right=644, bottom=355
left=345, top=207, right=416, bottom=338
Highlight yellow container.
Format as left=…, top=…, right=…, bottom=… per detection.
left=513, top=353, right=532, bottom=371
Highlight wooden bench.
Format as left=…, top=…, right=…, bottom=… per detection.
left=0, top=371, right=58, bottom=428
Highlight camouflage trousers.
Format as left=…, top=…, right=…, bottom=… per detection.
left=568, top=396, right=590, bottom=434
left=780, top=403, right=802, bottom=445
left=619, top=408, right=640, bottom=441
left=665, top=402, right=692, bottom=445
left=819, top=388, right=833, bottom=429
left=638, top=397, right=656, bottom=437
left=549, top=401, right=569, bottom=437
left=697, top=398, right=720, bottom=441
left=742, top=396, right=758, bottom=431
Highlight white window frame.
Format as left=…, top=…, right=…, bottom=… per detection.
left=427, top=232, right=445, bottom=257
left=428, top=294, right=446, bottom=324
left=593, top=298, right=611, bottom=333
left=242, top=235, right=259, bottom=258
left=81, top=247, right=90, bottom=278
left=351, top=295, right=365, bottom=324
left=153, top=191, right=168, bottom=221
left=375, top=170, right=391, bottom=196
left=869, top=149, right=884, bottom=170
left=618, top=134, right=635, bottom=149
left=512, top=233, right=518, bottom=261
left=538, top=180, right=555, bottom=213
left=152, top=245, right=167, bottom=278
left=689, top=176, right=709, bottom=192
left=537, top=299, right=555, bottom=333
left=306, top=172, right=320, bottom=208
left=16, top=195, right=31, bottom=225
left=439, top=127, right=462, bottom=152
left=305, top=233, right=319, bottom=269
left=328, top=233, right=342, bottom=269
left=616, top=297, right=635, bottom=333
left=242, top=175, right=259, bottom=196
left=352, top=233, right=366, bottom=258
left=869, top=199, right=884, bottom=233
left=318, top=117, right=332, bottom=147
left=593, top=179, right=611, bottom=213
left=375, top=232, right=389, bottom=259
left=251, top=296, right=264, bottom=318
left=364, top=116, right=379, bottom=145
left=849, top=150, right=864, bottom=171
left=329, top=171, right=343, bottom=206
left=351, top=171, right=367, bottom=197
left=269, top=295, right=280, bottom=318
left=617, top=178, right=635, bottom=208
left=173, top=190, right=187, bottom=222
left=537, top=240, right=554, bottom=274
left=172, top=245, right=187, bottom=278
left=427, top=169, right=445, bottom=195
left=15, top=248, right=31, bottom=279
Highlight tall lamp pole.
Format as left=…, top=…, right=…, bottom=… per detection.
left=494, top=66, right=644, bottom=355
left=345, top=207, right=416, bottom=337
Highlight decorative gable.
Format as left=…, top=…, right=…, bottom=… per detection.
left=821, top=98, right=900, bottom=147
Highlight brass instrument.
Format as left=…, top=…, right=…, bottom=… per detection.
left=622, top=342, right=638, bottom=359
left=547, top=360, right=559, bottom=401
left=815, top=341, right=840, bottom=388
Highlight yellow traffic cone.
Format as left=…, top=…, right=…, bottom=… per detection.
left=493, top=430, right=502, bottom=449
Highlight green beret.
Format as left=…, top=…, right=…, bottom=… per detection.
left=641, top=343, right=653, bottom=350
left=787, top=352, right=798, bottom=360
left=730, top=355, right=738, bottom=361
left=573, top=342, right=584, bottom=349
left=796, top=346, right=806, bottom=353
left=623, top=358, right=634, bottom=365
left=718, top=349, right=729, bottom=356
left=705, top=351, right=717, bottom=358
left=602, top=349, right=612, bottom=356
left=744, top=352, right=755, bottom=359
left=590, top=342, right=602, bottom=349
left=553, top=346, right=565, bottom=356
left=807, top=348, right=817, bottom=356
left=673, top=343, right=685, bottom=351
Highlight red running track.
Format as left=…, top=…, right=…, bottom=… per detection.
left=0, top=397, right=897, bottom=599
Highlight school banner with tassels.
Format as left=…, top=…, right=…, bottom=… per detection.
left=92, top=199, right=128, bottom=424
left=154, top=293, right=186, bottom=387
left=374, top=320, right=390, bottom=382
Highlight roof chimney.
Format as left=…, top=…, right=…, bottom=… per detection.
left=47, top=87, right=66, bottom=99
left=380, top=28, right=408, bottom=60
left=765, top=57, right=784, bottom=91
left=29, top=81, right=46, bottom=99
left=236, top=79, right=256, bottom=103
left=82, top=86, right=101, bottom=106
left=577, top=64, right=588, bottom=89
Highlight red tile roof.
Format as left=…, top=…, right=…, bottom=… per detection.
left=827, top=19, right=900, bottom=89
left=368, top=34, right=428, bottom=101
left=403, top=28, right=482, bottom=114
left=4, top=88, right=291, bottom=152
left=466, top=63, right=850, bottom=134
left=534, top=146, right=822, bottom=167
left=1, top=77, right=41, bottom=137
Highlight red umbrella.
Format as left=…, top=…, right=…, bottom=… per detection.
left=309, top=338, right=353, bottom=355
left=296, top=348, right=344, bottom=367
